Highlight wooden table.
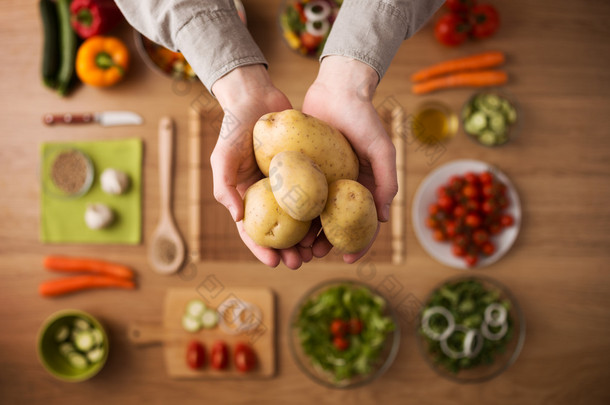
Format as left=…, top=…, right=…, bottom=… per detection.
left=1, top=0, right=609, bottom=403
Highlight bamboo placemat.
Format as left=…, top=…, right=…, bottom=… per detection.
left=189, top=105, right=396, bottom=263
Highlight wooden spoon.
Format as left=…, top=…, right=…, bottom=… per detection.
left=148, top=117, right=185, bottom=275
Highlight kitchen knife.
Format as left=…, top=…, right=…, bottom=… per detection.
left=43, top=111, right=143, bottom=127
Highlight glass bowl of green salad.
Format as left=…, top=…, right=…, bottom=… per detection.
left=289, top=279, right=400, bottom=388
left=416, top=275, right=525, bottom=383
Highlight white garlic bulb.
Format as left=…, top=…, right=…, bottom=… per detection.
left=85, top=203, right=115, bottom=229
left=100, top=168, right=130, bottom=195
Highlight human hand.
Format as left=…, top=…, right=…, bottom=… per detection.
left=210, top=65, right=314, bottom=269
left=302, top=56, right=398, bottom=263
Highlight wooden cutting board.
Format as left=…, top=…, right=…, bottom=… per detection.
left=128, top=287, right=276, bottom=379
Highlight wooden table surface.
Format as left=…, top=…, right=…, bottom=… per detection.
left=1, top=0, right=610, bottom=404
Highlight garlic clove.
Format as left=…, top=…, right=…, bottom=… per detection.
left=85, top=203, right=115, bottom=229
left=100, top=168, right=130, bottom=195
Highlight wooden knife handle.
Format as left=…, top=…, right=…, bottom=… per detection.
left=43, top=113, right=95, bottom=125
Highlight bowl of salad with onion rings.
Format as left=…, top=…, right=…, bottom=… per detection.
left=416, top=275, right=525, bottom=383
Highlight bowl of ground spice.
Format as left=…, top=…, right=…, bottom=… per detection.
left=42, top=148, right=94, bottom=198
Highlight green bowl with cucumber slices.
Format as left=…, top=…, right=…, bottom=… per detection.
left=37, top=310, right=108, bottom=382
left=462, top=90, right=519, bottom=147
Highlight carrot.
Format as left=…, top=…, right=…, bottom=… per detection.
left=43, top=255, right=134, bottom=280
left=411, top=51, right=506, bottom=83
left=411, top=70, right=508, bottom=95
left=39, top=275, right=136, bottom=297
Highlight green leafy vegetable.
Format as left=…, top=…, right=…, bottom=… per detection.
left=294, top=284, right=395, bottom=383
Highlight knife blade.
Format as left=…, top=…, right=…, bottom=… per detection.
left=43, top=111, right=143, bottom=127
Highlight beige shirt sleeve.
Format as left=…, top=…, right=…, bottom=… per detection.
left=114, top=0, right=267, bottom=91
left=322, top=0, right=445, bottom=80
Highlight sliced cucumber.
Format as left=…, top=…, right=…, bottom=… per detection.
left=462, top=92, right=517, bottom=146
left=201, top=309, right=219, bottom=329
left=68, top=352, right=89, bottom=369
left=489, top=114, right=506, bottom=133
left=86, top=347, right=105, bottom=363
left=74, top=330, right=95, bottom=352
left=55, top=325, right=70, bottom=342
left=182, top=314, right=202, bottom=332
left=186, top=299, right=207, bottom=318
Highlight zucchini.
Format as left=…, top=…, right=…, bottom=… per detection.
left=59, top=342, right=75, bottom=356
left=68, top=352, right=89, bottom=369
left=201, top=309, right=219, bottom=329
left=74, top=330, right=95, bottom=352
left=186, top=299, right=206, bottom=318
left=55, top=0, right=77, bottom=96
left=39, top=0, right=59, bottom=89
left=182, top=314, right=202, bottom=332
left=87, top=347, right=105, bottom=363
left=91, top=328, right=104, bottom=346
left=462, top=92, right=517, bottom=146
left=55, top=325, right=70, bottom=342
left=73, top=318, right=91, bottom=331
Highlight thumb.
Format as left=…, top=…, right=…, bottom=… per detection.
left=369, top=140, right=398, bottom=222
left=210, top=146, right=244, bottom=222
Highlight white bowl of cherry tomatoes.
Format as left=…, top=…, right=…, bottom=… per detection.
left=412, top=159, right=521, bottom=269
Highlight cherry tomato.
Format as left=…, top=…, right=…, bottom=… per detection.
left=482, top=199, right=498, bottom=215
left=465, top=199, right=480, bottom=213
left=470, top=4, right=500, bottom=39
left=479, top=171, right=494, bottom=185
left=500, top=214, right=514, bottom=227
left=428, top=203, right=441, bottom=215
left=437, top=185, right=452, bottom=198
left=452, top=244, right=466, bottom=257
left=330, top=319, right=347, bottom=337
left=453, top=234, right=468, bottom=248
left=453, top=205, right=467, bottom=218
left=473, top=229, right=489, bottom=245
left=300, top=32, right=323, bottom=51
left=333, top=336, right=350, bottom=351
left=433, top=229, right=446, bottom=242
left=438, top=195, right=454, bottom=211
left=348, top=319, right=363, bottom=335
left=497, top=195, right=509, bottom=209
left=186, top=340, right=206, bottom=370
left=489, top=222, right=502, bottom=235
left=482, top=242, right=496, bottom=256
left=464, top=254, right=479, bottom=267
left=449, top=175, right=465, bottom=192
left=465, top=213, right=482, bottom=228
left=234, top=342, right=257, bottom=373
left=482, top=183, right=494, bottom=198
left=464, top=172, right=479, bottom=185
left=426, top=216, right=439, bottom=229
left=445, top=0, right=476, bottom=13
left=211, top=340, right=229, bottom=370
left=462, top=184, right=479, bottom=199
left=445, top=220, right=457, bottom=238
left=434, top=13, right=470, bottom=47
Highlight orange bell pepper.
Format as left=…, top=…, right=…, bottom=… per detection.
left=76, top=36, right=129, bottom=87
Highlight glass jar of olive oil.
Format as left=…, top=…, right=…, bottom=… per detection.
left=411, top=101, right=458, bottom=144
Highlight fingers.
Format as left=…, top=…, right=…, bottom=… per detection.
left=210, top=144, right=245, bottom=222
left=235, top=221, right=281, bottom=267
left=312, top=232, right=333, bottom=258
left=368, top=138, right=398, bottom=222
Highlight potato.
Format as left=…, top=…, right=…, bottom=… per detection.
left=269, top=151, right=328, bottom=221
left=320, top=180, right=378, bottom=254
left=243, top=178, right=311, bottom=249
left=253, top=109, right=359, bottom=183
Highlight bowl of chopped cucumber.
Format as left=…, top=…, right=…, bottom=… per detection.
left=416, top=275, right=525, bottom=383
left=37, top=309, right=108, bottom=382
left=462, top=90, right=519, bottom=147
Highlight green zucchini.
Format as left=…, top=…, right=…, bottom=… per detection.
left=55, top=0, right=77, bottom=96
left=68, top=352, right=89, bottom=369
left=462, top=92, right=518, bottom=146
left=74, top=330, right=95, bottom=352
left=39, top=0, right=59, bottom=89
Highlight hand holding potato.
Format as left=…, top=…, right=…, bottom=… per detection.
left=302, top=56, right=398, bottom=263
left=211, top=65, right=314, bottom=269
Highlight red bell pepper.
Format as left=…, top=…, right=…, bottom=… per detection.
left=70, top=0, right=123, bottom=39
